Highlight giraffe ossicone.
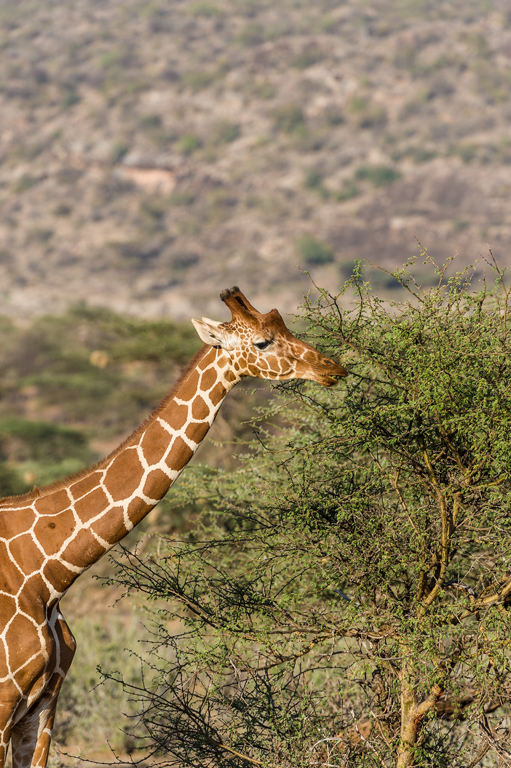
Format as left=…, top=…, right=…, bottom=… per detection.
left=0, top=287, right=347, bottom=768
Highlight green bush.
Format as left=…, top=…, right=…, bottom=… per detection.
left=235, top=22, right=265, bottom=47
left=12, top=175, right=37, bottom=193
left=303, top=169, right=330, bottom=198
left=0, top=418, right=93, bottom=465
left=111, top=141, right=129, bottom=163
left=109, top=257, right=511, bottom=767
left=354, top=163, right=401, bottom=187
left=323, top=105, right=344, bottom=126
left=271, top=103, right=306, bottom=134
left=211, top=120, right=241, bottom=145
left=61, top=87, right=80, bottom=109
left=303, top=169, right=322, bottom=189
left=182, top=70, right=215, bottom=91
left=188, top=1, right=221, bottom=16
left=295, top=233, right=334, bottom=265
left=0, top=463, right=27, bottom=498
left=292, top=44, right=324, bottom=69
left=167, top=191, right=195, bottom=206
left=26, top=227, right=53, bottom=244
left=348, top=96, right=387, bottom=128
left=53, top=203, right=73, bottom=216
left=334, top=178, right=359, bottom=201
left=139, top=113, right=162, bottom=130
left=176, top=133, right=201, bottom=155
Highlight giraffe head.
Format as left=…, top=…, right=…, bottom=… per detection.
left=192, top=286, right=347, bottom=386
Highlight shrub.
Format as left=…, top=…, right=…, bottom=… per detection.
left=61, top=87, right=80, bottom=109
left=292, top=44, right=324, bottom=70
left=12, top=175, right=37, bottom=193
left=53, top=203, right=73, bottom=216
left=182, top=70, right=215, bottom=90
left=0, top=463, right=27, bottom=498
left=323, top=105, right=344, bottom=126
left=111, top=141, right=129, bottom=163
left=347, top=95, right=387, bottom=128
left=139, top=113, right=162, bottom=130
left=188, top=1, right=221, bottom=16
left=334, top=178, right=359, bottom=201
left=211, top=120, right=241, bottom=145
left=303, top=169, right=322, bottom=189
left=271, top=103, right=306, bottom=134
left=295, top=233, right=334, bottom=265
left=236, top=22, right=265, bottom=47
left=354, top=163, right=401, bottom=187
left=454, top=143, right=477, bottom=163
left=171, top=253, right=200, bottom=271
left=27, top=227, right=53, bottom=244
left=0, top=418, right=93, bottom=465
left=97, top=47, right=134, bottom=70
left=167, top=191, right=195, bottom=206
left=303, top=170, right=330, bottom=199
left=243, top=77, right=276, bottom=99
left=176, top=133, right=201, bottom=155
left=108, top=256, right=511, bottom=767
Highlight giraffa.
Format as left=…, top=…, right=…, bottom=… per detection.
left=0, top=287, right=347, bottom=768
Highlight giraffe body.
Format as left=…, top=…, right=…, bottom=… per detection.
left=0, top=288, right=346, bottom=767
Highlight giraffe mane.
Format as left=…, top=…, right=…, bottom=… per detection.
left=0, top=344, right=211, bottom=507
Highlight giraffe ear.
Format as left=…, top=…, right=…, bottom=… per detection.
left=191, top=318, right=231, bottom=348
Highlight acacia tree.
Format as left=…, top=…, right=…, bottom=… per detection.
left=106, top=257, right=511, bottom=767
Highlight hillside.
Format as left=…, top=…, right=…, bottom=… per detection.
left=1, top=0, right=510, bottom=320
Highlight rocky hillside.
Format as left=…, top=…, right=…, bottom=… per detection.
left=1, top=0, right=510, bottom=320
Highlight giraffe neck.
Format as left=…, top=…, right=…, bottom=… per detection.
left=1, top=345, right=239, bottom=602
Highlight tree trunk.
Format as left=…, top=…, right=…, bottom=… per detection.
left=396, top=664, right=418, bottom=768
left=396, top=663, right=443, bottom=768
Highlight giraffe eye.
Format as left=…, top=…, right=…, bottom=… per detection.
left=254, top=339, right=272, bottom=350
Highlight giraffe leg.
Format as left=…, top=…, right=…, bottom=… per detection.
left=10, top=680, right=60, bottom=768
left=11, top=615, right=76, bottom=768
left=0, top=704, right=15, bottom=768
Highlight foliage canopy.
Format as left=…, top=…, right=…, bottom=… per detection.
left=108, top=256, right=511, bottom=767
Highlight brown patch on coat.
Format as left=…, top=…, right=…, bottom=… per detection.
left=103, top=450, right=143, bottom=502
left=192, top=396, right=208, bottom=420
left=90, top=506, right=128, bottom=545
left=140, top=421, right=172, bottom=464
left=127, top=498, right=152, bottom=526
left=35, top=490, right=70, bottom=517
left=74, top=487, right=110, bottom=522
left=200, top=367, right=217, bottom=391
left=166, top=436, right=193, bottom=472
left=179, top=370, right=199, bottom=401
left=21, top=573, right=52, bottom=607
left=5, top=614, right=44, bottom=671
left=186, top=421, right=209, bottom=444
left=0, top=542, right=24, bottom=594
left=61, top=528, right=106, bottom=569
left=143, top=469, right=171, bottom=499
left=43, top=559, right=78, bottom=592
left=9, top=534, right=46, bottom=575
left=210, top=381, right=227, bottom=405
left=34, top=509, right=76, bottom=557
left=71, top=473, right=103, bottom=500
left=0, top=507, right=36, bottom=538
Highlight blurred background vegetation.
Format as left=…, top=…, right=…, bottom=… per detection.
left=0, top=0, right=510, bottom=321
left=0, top=307, right=199, bottom=497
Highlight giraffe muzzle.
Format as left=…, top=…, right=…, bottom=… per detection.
left=316, top=360, right=348, bottom=386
